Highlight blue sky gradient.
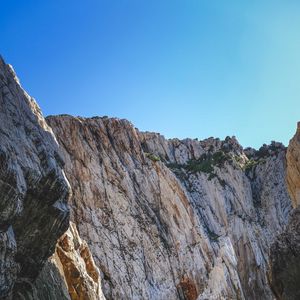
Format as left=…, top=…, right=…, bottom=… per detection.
left=1, top=0, right=300, bottom=148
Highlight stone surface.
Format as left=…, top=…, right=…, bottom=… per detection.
left=54, top=222, right=105, bottom=300
left=0, top=57, right=70, bottom=299
left=286, top=122, right=300, bottom=208
left=0, top=54, right=297, bottom=299
left=23, top=222, right=106, bottom=300
left=20, top=252, right=71, bottom=300
left=47, top=115, right=292, bottom=300
left=269, top=207, right=300, bottom=300
left=269, top=122, right=300, bottom=300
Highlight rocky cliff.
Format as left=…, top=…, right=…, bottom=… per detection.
left=286, top=122, right=300, bottom=208
left=0, top=57, right=70, bottom=299
left=47, top=116, right=292, bottom=300
left=269, top=123, right=300, bottom=300
left=0, top=55, right=296, bottom=300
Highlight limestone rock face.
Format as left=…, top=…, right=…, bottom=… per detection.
left=286, top=122, right=300, bottom=208
left=269, top=123, right=300, bottom=300
left=47, top=115, right=292, bottom=300
left=0, top=57, right=70, bottom=299
left=54, top=222, right=106, bottom=300
left=25, top=223, right=105, bottom=300
left=0, top=54, right=295, bottom=300
left=269, top=207, right=300, bottom=300
left=21, top=252, right=71, bottom=300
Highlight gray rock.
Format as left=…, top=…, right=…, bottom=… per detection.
left=0, top=57, right=70, bottom=299
left=47, top=115, right=292, bottom=300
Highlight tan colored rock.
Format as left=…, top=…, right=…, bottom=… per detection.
left=286, top=122, right=300, bottom=207
left=269, top=122, right=300, bottom=299
left=177, top=275, right=198, bottom=300
left=55, top=222, right=105, bottom=300
left=29, top=252, right=71, bottom=300
left=28, top=222, right=106, bottom=300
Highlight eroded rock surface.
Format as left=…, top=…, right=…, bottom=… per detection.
left=0, top=54, right=296, bottom=299
left=21, top=252, right=71, bottom=300
left=0, top=57, right=70, bottom=299
left=27, top=223, right=105, bottom=300
left=286, top=122, right=300, bottom=208
left=269, top=123, right=300, bottom=300
left=55, top=222, right=105, bottom=300
left=48, top=115, right=292, bottom=300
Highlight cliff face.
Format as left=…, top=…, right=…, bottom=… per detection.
left=0, top=58, right=70, bottom=299
left=269, top=124, right=300, bottom=300
left=0, top=55, right=296, bottom=300
left=25, top=221, right=105, bottom=300
left=286, top=122, right=300, bottom=208
left=47, top=115, right=292, bottom=300
left=53, top=221, right=106, bottom=300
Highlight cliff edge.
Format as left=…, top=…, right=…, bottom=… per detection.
left=0, top=57, right=70, bottom=299
left=269, top=123, right=300, bottom=300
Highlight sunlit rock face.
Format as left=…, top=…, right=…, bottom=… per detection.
left=286, top=122, right=300, bottom=208
left=27, top=223, right=106, bottom=300
left=0, top=54, right=295, bottom=300
left=54, top=222, right=106, bottom=300
left=0, top=57, right=70, bottom=299
left=269, top=123, right=300, bottom=300
left=48, top=115, right=292, bottom=300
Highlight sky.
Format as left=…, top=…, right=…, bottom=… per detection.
left=1, top=0, right=300, bottom=148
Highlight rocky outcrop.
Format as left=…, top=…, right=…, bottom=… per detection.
left=0, top=54, right=296, bottom=299
left=47, top=115, right=292, bottom=300
left=269, top=123, right=300, bottom=300
left=269, top=207, right=300, bottom=300
left=286, top=122, right=300, bottom=208
left=0, top=57, right=70, bottom=299
left=26, top=222, right=105, bottom=300
left=54, top=222, right=105, bottom=300
left=20, top=252, right=71, bottom=300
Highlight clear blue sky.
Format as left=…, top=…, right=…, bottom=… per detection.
left=1, top=0, right=300, bottom=148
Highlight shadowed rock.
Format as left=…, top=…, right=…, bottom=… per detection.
left=269, top=123, right=300, bottom=300
left=0, top=57, right=70, bottom=299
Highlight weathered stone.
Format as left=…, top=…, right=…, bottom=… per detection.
left=55, top=222, right=105, bottom=300
left=29, top=221, right=106, bottom=300
left=47, top=115, right=292, bottom=300
left=20, top=252, right=71, bottom=300
left=0, top=54, right=297, bottom=299
left=0, top=57, right=70, bottom=299
left=269, top=122, right=300, bottom=300
left=269, top=207, right=300, bottom=300
left=286, top=122, right=300, bottom=208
